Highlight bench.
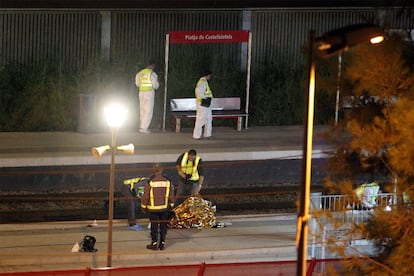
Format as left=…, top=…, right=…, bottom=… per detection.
left=170, top=97, right=248, bottom=133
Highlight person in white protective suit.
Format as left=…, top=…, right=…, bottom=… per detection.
left=193, top=70, right=213, bottom=140
left=135, top=62, right=159, bottom=133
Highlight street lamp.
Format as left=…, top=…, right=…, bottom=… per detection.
left=296, top=24, right=384, bottom=276
left=91, top=103, right=133, bottom=267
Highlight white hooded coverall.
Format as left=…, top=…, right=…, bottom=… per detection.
left=193, top=77, right=213, bottom=139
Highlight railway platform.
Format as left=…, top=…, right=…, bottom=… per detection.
left=0, top=214, right=299, bottom=274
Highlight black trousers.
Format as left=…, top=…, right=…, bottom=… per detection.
left=175, top=178, right=199, bottom=206
left=121, top=185, right=136, bottom=226
left=148, top=211, right=169, bottom=243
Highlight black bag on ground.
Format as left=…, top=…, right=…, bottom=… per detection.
left=80, top=235, right=97, bottom=252
left=201, top=98, right=212, bottom=107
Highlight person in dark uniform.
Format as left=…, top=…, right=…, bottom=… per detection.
left=141, top=163, right=175, bottom=250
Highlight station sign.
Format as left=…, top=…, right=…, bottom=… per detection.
left=169, top=30, right=250, bottom=44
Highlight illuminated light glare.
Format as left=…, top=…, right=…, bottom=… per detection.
left=317, top=43, right=331, bottom=51
left=370, top=35, right=384, bottom=44
left=104, top=104, right=128, bottom=128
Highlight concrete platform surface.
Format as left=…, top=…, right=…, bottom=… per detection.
left=0, top=125, right=332, bottom=167
left=0, top=214, right=297, bottom=273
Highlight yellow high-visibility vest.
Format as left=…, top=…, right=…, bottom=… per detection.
left=138, top=68, right=153, bottom=91
left=123, top=177, right=148, bottom=191
left=354, top=182, right=379, bottom=203
left=195, top=77, right=213, bottom=103
left=180, top=152, right=201, bottom=181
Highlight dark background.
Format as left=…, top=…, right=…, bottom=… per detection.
left=0, top=0, right=412, bottom=9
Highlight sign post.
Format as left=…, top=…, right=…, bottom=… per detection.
left=162, top=30, right=251, bottom=131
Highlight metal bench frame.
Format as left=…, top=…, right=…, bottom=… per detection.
left=170, top=97, right=248, bottom=133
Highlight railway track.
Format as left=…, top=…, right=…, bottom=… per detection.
left=0, top=187, right=303, bottom=223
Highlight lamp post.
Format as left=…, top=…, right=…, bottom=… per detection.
left=334, top=51, right=342, bottom=125
left=296, top=24, right=384, bottom=276
left=92, top=103, right=130, bottom=267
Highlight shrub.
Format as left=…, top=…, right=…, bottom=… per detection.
left=0, top=62, right=76, bottom=131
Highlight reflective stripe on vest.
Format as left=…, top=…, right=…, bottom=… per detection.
left=195, top=77, right=213, bottom=103
left=139, top=68, right=153, bottom=91
left=180, top=152, right=200, bottom=181
left=148, top=180, right=171, bottom=210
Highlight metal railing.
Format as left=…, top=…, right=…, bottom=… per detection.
left=308, top=193, right=397, bottom=260
left=311, top=193, right=396, bottom=213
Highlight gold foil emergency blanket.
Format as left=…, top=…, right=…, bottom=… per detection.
left=169, top=196, right=216, bottom=229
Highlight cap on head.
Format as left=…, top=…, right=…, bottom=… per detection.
left=188, top=149, right=197, bottom=156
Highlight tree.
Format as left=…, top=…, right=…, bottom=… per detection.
left=322, top=34, right=414, bottom=274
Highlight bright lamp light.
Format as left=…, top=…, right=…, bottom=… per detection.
left=315, top=24, right=384, bottom=57
left=370, top=35, right=384, bottom=44
left=104, top=103, right=128, bottom=128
